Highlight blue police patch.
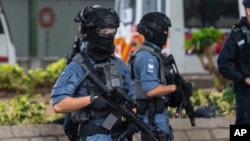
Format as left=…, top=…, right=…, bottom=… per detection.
left=147, top=58, right=154, bottom=73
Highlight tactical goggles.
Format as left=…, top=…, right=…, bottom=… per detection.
left=96, top=27, right=117, bottom=36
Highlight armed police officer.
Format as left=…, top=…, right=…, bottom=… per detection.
left=217, top=0, right=250, bottom=125
left=63, top=7, right=92, bottom=141
left=128, top=12, right=177, bottom=141
left=66, top=7, right=89, bottom=64
left=51, top=5, right=136, bottom=141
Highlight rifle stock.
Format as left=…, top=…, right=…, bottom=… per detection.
left=164, top=54, right=196, bottom=127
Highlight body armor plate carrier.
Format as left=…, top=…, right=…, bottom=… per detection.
left=71, top=53, right=123, bottom=123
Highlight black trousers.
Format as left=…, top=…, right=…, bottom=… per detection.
left=235, top=87, right=250, bottom=124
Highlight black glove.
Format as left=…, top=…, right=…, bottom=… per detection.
left=167, top=85, right=182, bottom=108
left=172, top=84, right=180, bottom=95
left=91, top=96, right=107, bottom=110
left=110, top=86, right=130, bottom=102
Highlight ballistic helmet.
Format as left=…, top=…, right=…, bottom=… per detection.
left=137, top=12, right=171, bottom=47
left=74, top=8, right=85, bottom=23
left=77, top=5, right=120, bottom=28
left=243, top=0, right=250, bottom=8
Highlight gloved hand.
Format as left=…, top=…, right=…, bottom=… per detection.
left=173, top=84, right=181, bottom=95
left=91, top=96, right=107, bottom=110
left=110, top=86, right=131, bottom=103
left=167, top=85, right=182, bottom=108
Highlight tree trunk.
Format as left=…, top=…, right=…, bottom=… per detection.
left=197, top=43, right=228, bottom=91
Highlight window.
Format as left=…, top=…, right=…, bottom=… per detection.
left=184, top=0, right=239, bottom=28
left=115, top=0, right=135, bottom=24
left=142, top=0, right=157, bottom=15
left=161, top=0, right=166, bottom=14
left=0, top=18, right=4, bottom=33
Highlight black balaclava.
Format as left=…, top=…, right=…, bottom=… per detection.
left=149, top=29, right=168, bottom=47
left=80, top=6, right=120, bottom=62
left=86, top=27, right=115, bottom=62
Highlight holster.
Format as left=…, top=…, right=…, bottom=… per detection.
left=137, top=100, right=148, bottom=114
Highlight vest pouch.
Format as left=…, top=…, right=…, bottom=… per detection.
left=155, top=98, right=165, bottom=113
left=137, top=100, right=148, bottom=114
left=90, top=107, right=111, bottom=118
left=71, top=109, right=89, bottom=123
left=65, top=119, right=78, bottom=141
left=134, top=79, right=147, bottom=99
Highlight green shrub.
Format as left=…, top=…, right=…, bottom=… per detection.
left=0, top=64, right=32, bottom=92
left=27, top=58, right=66, bottom=89
left=45, top=58, right=66, bottom=86
left=0, top=58, right=66, bottom=92
left=185, top=27, right=223, bottom=54
left=0, top=102, right=9, bottom=124
left=169, top=87, right=235, bottom=118
left=0, top=94, right=46, bottom=125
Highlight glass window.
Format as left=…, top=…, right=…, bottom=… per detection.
left=0, top=18, right=4, bottom=33
left=142, top=0, right=157, bottom=15
left=116, top=0, right=135, bottom=24
left=161, top=0, right=166, bottom=14
left=184, top=0, right=239, bottom=28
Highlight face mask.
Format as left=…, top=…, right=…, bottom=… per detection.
left=155, top=32, right=168, bottom=47
left=86, top=28, right=116, bottom=61
left=149, top=31, right=168, bottom=47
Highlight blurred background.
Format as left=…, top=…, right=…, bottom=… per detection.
left=0, top=0, right=244, bottom=74
left=0, top=0, right=114, bottom=69
left=0, top=0, right=242, bottom=133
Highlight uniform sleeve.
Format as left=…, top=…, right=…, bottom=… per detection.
left=217, top=32, right=245, bottom=82
left=134, top=51, right=159, bottom=93
left=50, top=61, right=84, bottom=105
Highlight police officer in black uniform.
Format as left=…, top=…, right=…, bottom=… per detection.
left=217, top=0, right=250, bottom=125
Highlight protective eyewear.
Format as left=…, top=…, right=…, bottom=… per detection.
left=96, top=27, right=117, bottom=35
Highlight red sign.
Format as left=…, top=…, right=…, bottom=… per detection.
left=38, top=7, right=56, bottom=29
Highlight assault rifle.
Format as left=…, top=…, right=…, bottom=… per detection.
left=163, top=54, right=196, bottom=127
left=66, top=34, right=87, bottom=65
left=75, top=52, right=159, bottom=141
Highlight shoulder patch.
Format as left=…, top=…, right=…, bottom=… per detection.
left=147, top=59, right=155, bottom=73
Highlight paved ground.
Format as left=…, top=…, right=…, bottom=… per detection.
left=0, top=117, right=235, bottom=141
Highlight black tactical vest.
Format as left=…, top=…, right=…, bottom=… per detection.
left=128, top=45, right=167, bottom=100
left=71, top=53, right=123, bottom=122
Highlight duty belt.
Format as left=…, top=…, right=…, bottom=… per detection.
left=78, top=123, right=110, bottom=136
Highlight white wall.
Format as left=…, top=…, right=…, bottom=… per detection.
left=166, top=0, right=206, bottom=73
